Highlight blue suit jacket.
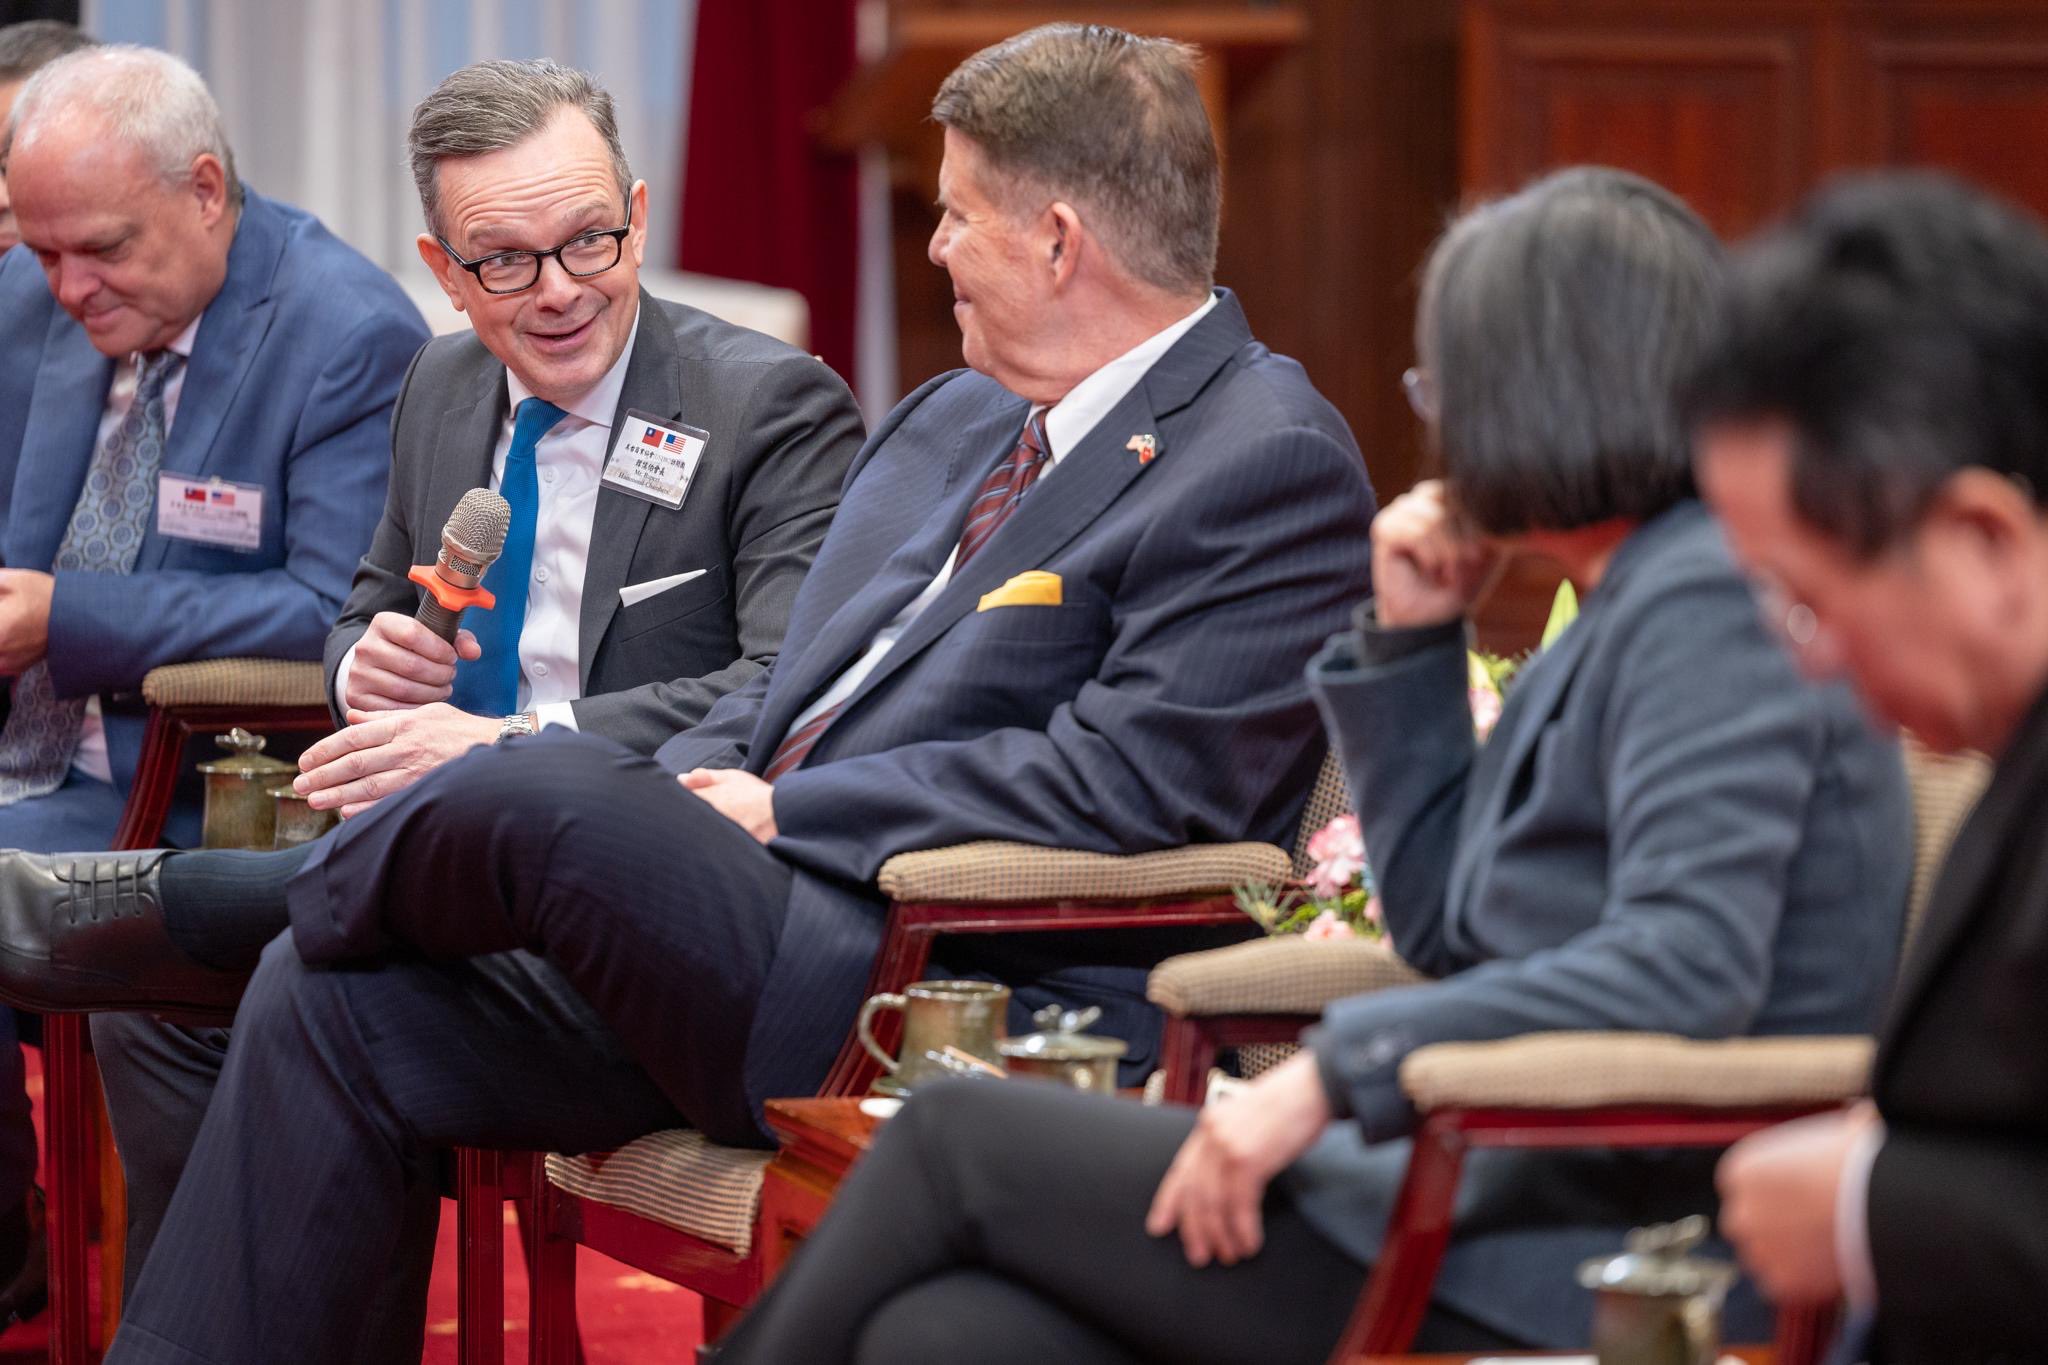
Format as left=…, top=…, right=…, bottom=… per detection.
left=0, top=191, right=427, bottom=841
left=1285, top=502, right=1912, bottom=1347
left=654, top=292, right=1377, bottom=1110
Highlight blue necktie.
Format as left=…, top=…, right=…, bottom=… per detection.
left=450, top=397, right=566, bottom=715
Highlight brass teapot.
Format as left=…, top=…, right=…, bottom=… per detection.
left=1578, top=1216, right=1737, bottom=1365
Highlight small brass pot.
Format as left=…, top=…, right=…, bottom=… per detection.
left=196, top=729, right=297, bottom=851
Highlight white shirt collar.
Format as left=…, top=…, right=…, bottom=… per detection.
left=1040, top=291, right=1219, bottom=465
left=165, top=315, right=202, bottom=359
left=131, top=314, right=201, bottom=369
left=505, top=297, right=641, bottom=431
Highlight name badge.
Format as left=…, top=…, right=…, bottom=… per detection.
left=603, top=409, right=708, bottom=510
left=156, top=474, right=263, bottom=552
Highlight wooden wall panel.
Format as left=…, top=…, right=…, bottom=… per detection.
left=1460, top=0, right=2048, bottom=649
left=868, top=1, right=1462, bottom=509
left=1850, top=32, right=2048, bottom=219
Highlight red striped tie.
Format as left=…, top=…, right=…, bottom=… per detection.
left=762, top=412, right=1051, bottom=781
left=954, top=411, right=1051, bottom=569
left=763, top=701, right=842, bottom=781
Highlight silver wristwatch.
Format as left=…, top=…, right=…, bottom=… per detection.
left=495, top=712, right=537, bottom=745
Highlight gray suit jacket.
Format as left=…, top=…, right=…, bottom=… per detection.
left=324, top=292, right=864, bottom=752
left=1284, top=500, right=1912, bottom=1346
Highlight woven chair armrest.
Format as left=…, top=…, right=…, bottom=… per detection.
left=876, top=841, right=1289, bottom=904
left=1147, top=935, right=1430, bottom=1016
left=140, top=658, right=330, bottom=709
left=1399, top=1032, right=1876, bottom=1113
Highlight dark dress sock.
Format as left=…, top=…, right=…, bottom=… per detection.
left=158, top=844, right=316, bottom=970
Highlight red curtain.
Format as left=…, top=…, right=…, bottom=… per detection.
left=679, top=0, right=861, bottom=385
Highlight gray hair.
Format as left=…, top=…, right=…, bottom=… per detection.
left=1419, top=166, right=1725, bottom=535
left=932, top=23, right=1219, bottom=295
left=0, top=20, right=95, bottom=82
left=6, top=45, right=240, bottom=210
left=409, top=59, right=633, bottom=240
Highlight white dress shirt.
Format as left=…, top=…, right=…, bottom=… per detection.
left=781, top=292, right=1219, bottom=739
left=336, top=304, right=641, bottom=731
left=1835, top=1116, right=1886, bottom=1310
left=71, top=315, right=203, bottom=785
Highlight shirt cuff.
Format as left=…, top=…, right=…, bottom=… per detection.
left=332, top=641, right=359, bottom=712
left=1349, top=599, right=1467, bottom=668
left=1834, top=1118, right=1885, bottom=1312
left=533, top=701, right=579, bottom=733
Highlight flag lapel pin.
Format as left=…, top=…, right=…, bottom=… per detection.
left=1126, top=433, right=1158, bottom=465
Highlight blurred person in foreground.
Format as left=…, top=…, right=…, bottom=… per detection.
left=1702, top=174, right=2048, bottom=1364
left=0, top=24, right=1376, bottom=1363
left=0, top=42, right=421, bottom=1323
left=0, top=19, right=94, bottom=254
left=710, top=166, right=1914, bottom=1363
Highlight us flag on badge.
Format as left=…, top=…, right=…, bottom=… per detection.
left=210, top=489, right=236, bottom=506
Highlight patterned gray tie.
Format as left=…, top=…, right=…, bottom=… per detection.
left=0, top=349, right=184, bottom=804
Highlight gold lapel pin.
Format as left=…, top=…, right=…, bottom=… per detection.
left=1126, top=433, right=1158, bottom=465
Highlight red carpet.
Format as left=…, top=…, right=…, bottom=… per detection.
left=0, top=1049, right=706, bottom=1362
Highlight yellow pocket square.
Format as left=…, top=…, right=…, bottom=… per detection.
left=978, top=570, right=1063, bottom=611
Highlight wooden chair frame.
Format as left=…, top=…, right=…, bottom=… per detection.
left=454, top=891, right=1256, bottom=1365
left=47, top=697, right=330, bottom=1364
left=1325, top=1102, right=1840, bottom=1363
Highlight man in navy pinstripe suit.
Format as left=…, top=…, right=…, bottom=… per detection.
left=0, top=25, right=1375, bottom=1361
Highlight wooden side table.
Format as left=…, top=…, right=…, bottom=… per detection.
left=758, top=1098, right=884, bottom=1280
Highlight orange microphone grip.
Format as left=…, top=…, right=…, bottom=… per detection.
left=408, top=564, right=498, bottom=613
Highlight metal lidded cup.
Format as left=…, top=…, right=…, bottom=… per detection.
left=997, top=1003, right=1128, bottom=1092
left=856, top=980, right=1011, bottom=1095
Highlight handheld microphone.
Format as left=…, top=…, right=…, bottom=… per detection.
left=408, top=487, right=512, bottom=643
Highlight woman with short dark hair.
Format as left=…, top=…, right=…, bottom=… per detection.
left=714, top=168, right=1914, bottom=1363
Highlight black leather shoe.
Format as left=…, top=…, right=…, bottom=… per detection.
left=0, top=850, right=247, bottom=1013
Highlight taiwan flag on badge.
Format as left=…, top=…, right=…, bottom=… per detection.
left=644, top=426, right=662, bottom=444
left=183, top=486, right=207, bottom=502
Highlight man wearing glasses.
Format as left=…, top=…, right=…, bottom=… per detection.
left=84, top=57, right=864, bottom=1324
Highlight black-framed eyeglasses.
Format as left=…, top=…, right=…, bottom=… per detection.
left=437, top=213, right=632, bottom=295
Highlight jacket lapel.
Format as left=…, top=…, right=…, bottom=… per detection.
left=142, top=190, right=284, bottom=571
left=748, top=394, right=1027, bottom=759
left=578, top=294, right=676, bottom=687
left=425, top=384, right=507, bottom=550
left=7, top=310, right=112, bottom=569
left=1442, top=598, right=1601, bottom=921
left=829, top=292, right=1250, bottom=716
left=1881, top=693, right=2048, bottom=1054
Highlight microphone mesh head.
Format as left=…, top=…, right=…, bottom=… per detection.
left=447, top=487, right=511, bottom=562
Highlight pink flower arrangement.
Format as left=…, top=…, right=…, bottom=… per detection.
left=1303, top=813, right=1365, bottom=898
left=1235, top=814, right=1382, bottom=939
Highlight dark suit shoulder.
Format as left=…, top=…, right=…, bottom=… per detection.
left=1205, top=340, right=1359, bottom=448
left=645, top=293, right=826, bottom=370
